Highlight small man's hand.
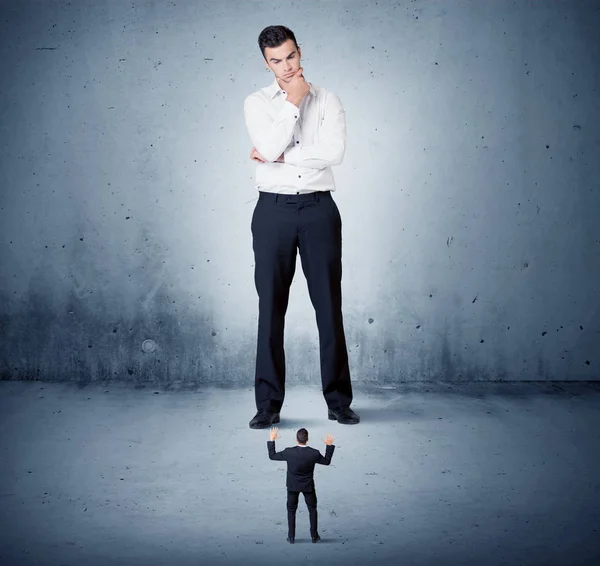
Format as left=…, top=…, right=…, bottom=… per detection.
left=322, top=433, right=335, bottom=446
left=270, top=426, right=281, bottom=441
left=250, top=147, right=266, bottom=163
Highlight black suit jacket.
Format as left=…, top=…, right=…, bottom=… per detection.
left=267, top=440, right=335, bottom=492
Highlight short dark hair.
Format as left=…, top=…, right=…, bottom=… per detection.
left=296, top=428, right=308, bottom=444
left=258, top=25, right=298, bottom=60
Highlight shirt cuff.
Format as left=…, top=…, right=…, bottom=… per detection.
left=280, top=100, right=300, bottom=121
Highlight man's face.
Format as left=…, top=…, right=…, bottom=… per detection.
left=263, top=39, right=302, bottom=84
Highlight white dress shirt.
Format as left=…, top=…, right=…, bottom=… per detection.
left=243, top=78, right=346, bottom=194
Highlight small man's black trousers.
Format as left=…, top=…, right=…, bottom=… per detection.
left=287, top=489, right=318, bottom=538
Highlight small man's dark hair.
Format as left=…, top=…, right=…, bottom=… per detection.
left=258, top=25, right=299, bottom=60
left=296, top=428, right=308, bottom=444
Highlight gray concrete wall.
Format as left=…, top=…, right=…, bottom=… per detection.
left=0, top=0, right=598, bottom=385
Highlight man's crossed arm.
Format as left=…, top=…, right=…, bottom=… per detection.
left=244, top=88, right=346, bottom=169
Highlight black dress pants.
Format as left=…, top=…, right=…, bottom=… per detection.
left=287, top=489, right=318, bottom=538
left=251, top=190, right=353, bottom=413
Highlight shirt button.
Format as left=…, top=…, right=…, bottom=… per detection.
left=294, top=115, right=298, bottom=119
left=298, top=175, right=301, bottom=178
left=296, top=141, right=299, bottom=144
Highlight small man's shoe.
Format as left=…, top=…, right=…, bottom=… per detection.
left=311, top=535, right=321, bottom=543
left=249, top=409, right=280, bottom=429
left=286, top=536, right=295, bottom=544
left=328, top=406, right=360, bottom=424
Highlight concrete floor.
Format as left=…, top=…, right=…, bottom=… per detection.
left=0, top=380, right=599, bottom=566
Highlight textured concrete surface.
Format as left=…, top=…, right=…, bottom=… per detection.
left=1, top=0, right=599, bottom=384
left=1, top=380, right=599, bottom=566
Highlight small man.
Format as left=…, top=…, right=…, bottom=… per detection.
left=267, top=425, right=335, bottom=543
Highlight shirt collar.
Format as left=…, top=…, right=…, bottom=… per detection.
left=268, top=78, right=315, bottom=99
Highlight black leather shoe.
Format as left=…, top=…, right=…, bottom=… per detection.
left=328, top=406, right=360, bottom=424
left=311, top=535, right=321, bottom=543
left=286, top=536, right=295, bottom=544
left=249, top=409, right=280, bottom=429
